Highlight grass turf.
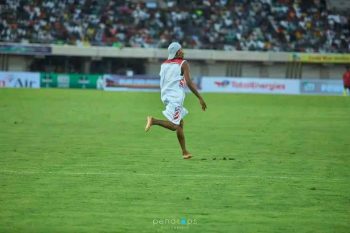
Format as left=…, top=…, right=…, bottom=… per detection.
left=0, top=88, right=349, bottom=233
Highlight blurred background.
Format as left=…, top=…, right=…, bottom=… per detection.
left=0, top=0, right=349, bottom=94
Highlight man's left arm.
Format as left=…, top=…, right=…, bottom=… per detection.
left=182, top=61, right=207, bottom=111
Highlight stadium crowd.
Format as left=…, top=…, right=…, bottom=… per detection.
left=0, top=0, right=349, bottom=53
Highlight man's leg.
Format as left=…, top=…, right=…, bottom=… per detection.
left=145, top=116, right=177, bottom=131
left=176, top=120, right=191, bottom=159
left=145, top=117, right=192, bottom=159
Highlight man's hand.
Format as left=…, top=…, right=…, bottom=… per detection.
left=199, top=97, right=207, bottom=111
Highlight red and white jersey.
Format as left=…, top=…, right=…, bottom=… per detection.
left=159, top=58, right=187, bottom=105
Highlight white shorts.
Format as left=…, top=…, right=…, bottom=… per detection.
left=162, top=103, right=188, bottom=125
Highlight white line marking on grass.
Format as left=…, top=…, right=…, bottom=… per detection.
left=0, top=169, right=345, bottom=182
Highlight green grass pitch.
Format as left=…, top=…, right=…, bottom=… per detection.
left=0, top=88, right=349, bottom=233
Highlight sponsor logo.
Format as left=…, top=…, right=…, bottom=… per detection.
left=0, top=74, right=38, bottom=88
left=231, top=81, right=285, bottom=91
left=0, top=75, right=13, bottom=87
left=57, top=75, right=70, bottom=88
left=203, top=77, right=300, bottom=94
left=78, top=76, right=90, bottom=88
left=302, top=82, right=316, bottom=92
left=320, top=84, right=343, bottom=93
left=42, top=75, right=53, bottom=88
left=214, top=80, right=230, bottom=87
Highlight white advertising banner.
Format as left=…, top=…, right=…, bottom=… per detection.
left=103, top=74, right=160, bottom=92
left=0, top=72, right=40, bottom=88
left=300, top=80, right=343, bottom=95
left=201, top=77, right=300, bottom=95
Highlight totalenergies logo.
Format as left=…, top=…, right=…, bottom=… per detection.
left=214, top=80, right=230, bottom=87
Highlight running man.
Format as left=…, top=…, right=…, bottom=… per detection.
left=145, top=42, right=207, bottom=159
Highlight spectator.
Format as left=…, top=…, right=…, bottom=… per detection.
left=0, top=0, right=348, bottom=53
left=343, top=66, right=350, bottom=96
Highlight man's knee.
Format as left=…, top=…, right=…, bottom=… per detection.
left=171, top=123, right=182, bottom=131
left=180, top=120, right=184, bottom=128
left=168, top=122, right=179, bottom=131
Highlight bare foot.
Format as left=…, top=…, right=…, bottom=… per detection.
left=183, top=152, right=192, bottom=159
left=145, top=116, right=152, bottom=132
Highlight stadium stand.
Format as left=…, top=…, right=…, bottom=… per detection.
left=0, top=0, right=349, bottom=53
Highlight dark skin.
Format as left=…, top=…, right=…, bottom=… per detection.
left=146, top=49, right=207, bottom=159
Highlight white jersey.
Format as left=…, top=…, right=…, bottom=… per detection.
left=159, top=58, right=187, bottom=105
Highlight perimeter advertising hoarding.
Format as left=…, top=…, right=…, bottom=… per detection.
left=290, top=53, right=350, bottom=63
left=300, top=80, right=343, bottom=95
left=201, top=77, right=300, bottom=95
left=0, top=72, right=40, bottom=88
left=41, top=73, right=102, bottom=89
left=103, top=75, right=160, bottom=92
left=0, top=44, right=51, bottom=55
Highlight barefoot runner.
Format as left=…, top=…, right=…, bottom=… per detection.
left=145, top=42, right=207, bottom=159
